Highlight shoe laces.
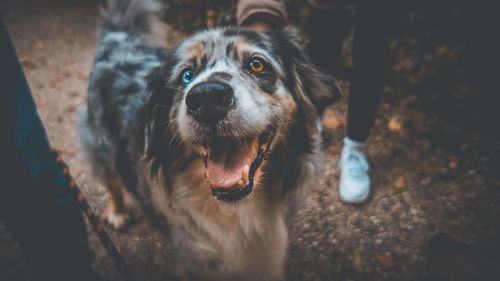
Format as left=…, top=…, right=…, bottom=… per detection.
left=341, top=149, right=369, bottom=178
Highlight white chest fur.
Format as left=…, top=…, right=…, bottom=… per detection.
left=148, top=160, right=288, bottom=281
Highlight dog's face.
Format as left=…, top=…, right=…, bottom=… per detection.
left=147, top=28, right=339, bottom=202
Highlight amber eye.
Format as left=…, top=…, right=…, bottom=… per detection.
left=248, top=57, right=265, bottom=74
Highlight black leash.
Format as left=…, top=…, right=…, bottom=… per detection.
left=50, top=148, right=137, bottom=281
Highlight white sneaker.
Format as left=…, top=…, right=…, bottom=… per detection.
left=338, top=138, right=371, bottom=203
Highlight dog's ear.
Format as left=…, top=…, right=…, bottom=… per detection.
left=273, top=28, right=341, bottom=116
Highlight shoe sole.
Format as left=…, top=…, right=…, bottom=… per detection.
left=338, top=183, right=369, bottom=204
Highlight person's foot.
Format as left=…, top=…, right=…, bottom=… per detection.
left=338, top=137, right=371, bottom=203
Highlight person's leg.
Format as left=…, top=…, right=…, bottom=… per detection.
left=0, top=167, right=96, bottom=281
left=0, top=20, right=100, bottom=281
left=339, top=1, right=391, bottom=203
left=236, top=0, right=287, bottom=30
left=346, top=1, right=390, bottom=143
left=305, top=0, right=349, bottom=72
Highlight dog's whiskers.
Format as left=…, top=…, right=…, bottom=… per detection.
left=153, top=103, right=171, bottom=110
left=158, top=85, right=183, bottom=92
left=150, top=120, right=170, bottom=134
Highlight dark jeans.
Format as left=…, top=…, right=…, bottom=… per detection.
left=346, top=1, right=391, bottom=142
left=307, top=0, right=392, bottom=142
left=0, top=21, right=94, bottom=281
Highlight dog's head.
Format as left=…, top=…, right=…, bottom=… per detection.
left=144, top=27, right=340, bottom=202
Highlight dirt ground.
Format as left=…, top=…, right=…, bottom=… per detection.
left=1, top=1, right=500, bottom=281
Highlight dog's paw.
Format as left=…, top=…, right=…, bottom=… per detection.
left=101, top=206, right=131, bottom=230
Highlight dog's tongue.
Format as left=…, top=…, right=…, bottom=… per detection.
left=206, top=141, right=256, bottom=189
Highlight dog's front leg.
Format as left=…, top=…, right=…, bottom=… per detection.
left=101, top=174, right=131, bottom=230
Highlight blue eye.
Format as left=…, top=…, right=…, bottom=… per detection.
left=181, top=69, right=195, bottom=84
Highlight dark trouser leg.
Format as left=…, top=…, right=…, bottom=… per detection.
left=346, top=1, right=391, bottom=142
left=0, top=168, right=94, bottom=281
left=305, top=0, right=350, bottom=72
left=0, top=20, right=94, bottom=281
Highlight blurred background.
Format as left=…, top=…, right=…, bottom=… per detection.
left=1, top=0, right=499, bottom=280
left=1, top=0, right=499, bottom=137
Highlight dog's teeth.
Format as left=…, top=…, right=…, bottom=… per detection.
left=200, top=147, right=208, bottom=156
left=241, top=165, right=249, bottom=183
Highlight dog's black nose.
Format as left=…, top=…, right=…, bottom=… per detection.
left=186, top=81, right=234, bottom=125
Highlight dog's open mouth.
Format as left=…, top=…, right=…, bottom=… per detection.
left=199, top=129, right=275, bottom=203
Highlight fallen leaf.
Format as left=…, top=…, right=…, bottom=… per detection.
left=205, top=9, right=215, bottom=18
left=52, top=147, right=66, bottom=154
left=49, top=75, right=65, bottom=88
left=323, top=115, right=344, bottom=129
left=62, top=70, right=72, bottom=78
left=388, top=117, right=402, bottom=131
left=206, top=9, right=215, bottom=27
left=375, top=251, right=397, bottom=267
left=448, top=156, right=458, bottom=172
left=322, top=108, right=344, bottom=129
left=353, top=250, right=363, bottom=271
left=77, top=72, right=89, bottom=81
left=18, top=55, right=36, bottom=68
left=35, top=100, right=43, bottom=109
left=407, top=151, right=418, bottom=161
left=449, top=161, right=458, bottom=172
left=33, top=41, right=45, bottom=49
left=393, top=176, right=407, bottom=189
left=18, top=55, right=31, bottom=63
left=64, top=105, right=76, bottom=114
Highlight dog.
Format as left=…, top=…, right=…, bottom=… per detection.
left=80, top=0, right=340, bottom=280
